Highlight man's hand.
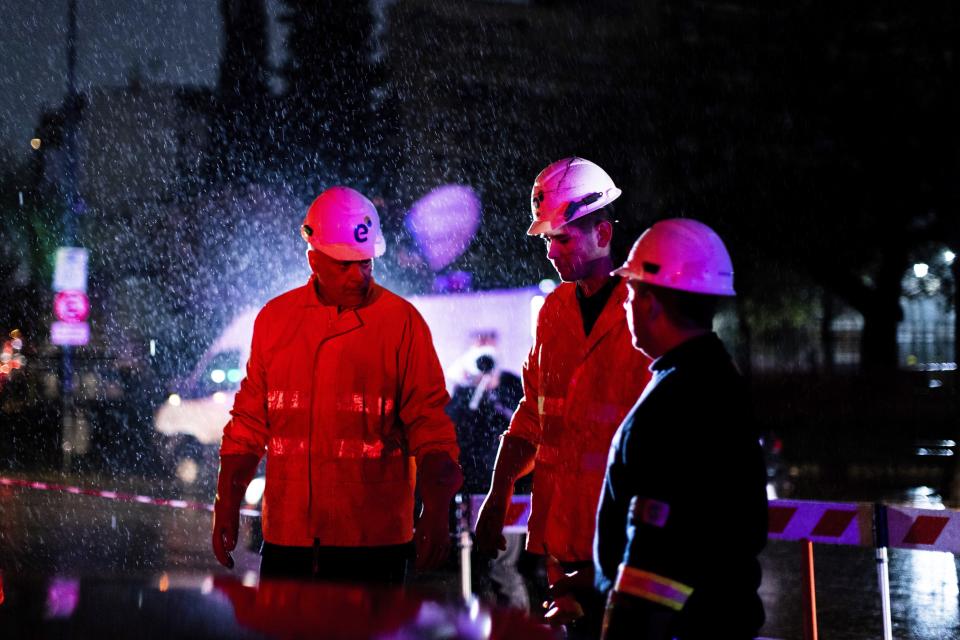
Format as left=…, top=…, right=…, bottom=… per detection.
left=211, top=453, right=260, bottom=569
left=544, top=563, right=594, bottom=625
left=415, top=451, right=463, bottom=573
left=414, top=507, right=451, bottom=572
left=474, top=491, right=509, bottom=555
left=212, top=497, right=241, bottom=569
left=475, top=435, right=537, bottom=556
left=544, top=594, right=586, bottom=625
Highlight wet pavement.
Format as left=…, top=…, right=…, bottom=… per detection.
left=0, top=474, right=958, bottom=639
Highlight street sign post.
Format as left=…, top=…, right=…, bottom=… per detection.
left=51, top=252, right=90, bottom=348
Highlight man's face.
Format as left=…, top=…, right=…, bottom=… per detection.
left=625, top=280, right=653, bottom=355
left=541, top=222, right=605, bottom=282
left=307, top=249, right=374, bottom=308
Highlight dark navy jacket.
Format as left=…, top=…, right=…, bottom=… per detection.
left=594, top=333, right=767, bottom=638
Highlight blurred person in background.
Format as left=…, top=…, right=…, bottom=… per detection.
left=475, top=157, right=651, bottom=638
left=446, top=333, right=529, bottom=609
left=212, top=186, right=462, bottom=584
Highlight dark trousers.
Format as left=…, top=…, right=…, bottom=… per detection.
left=474, top=533, right=530, bottom=610
left=260, top=541, right=413, bottom=586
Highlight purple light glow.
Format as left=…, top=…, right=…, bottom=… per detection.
left=405, top=185, right=481, bottom=272
left=45, top=577, right=80, bottom=619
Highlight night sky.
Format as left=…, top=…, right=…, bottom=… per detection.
left=0, top=0, right=285, bottom=160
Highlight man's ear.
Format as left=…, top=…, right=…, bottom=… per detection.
left=647, top=288, right=665, bottom=323
left=595, top=220, right=613, bottom=249
left=636, top=285, right=659, bottom=322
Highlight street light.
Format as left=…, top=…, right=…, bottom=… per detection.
left=944, top=250, right=955, bottom=266
left=913, top=263, right=929, bottom=278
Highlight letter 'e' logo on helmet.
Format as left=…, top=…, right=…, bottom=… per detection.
left=354, top=216, right=372, bottom=243
left=532, top=189, right=545, bottom=211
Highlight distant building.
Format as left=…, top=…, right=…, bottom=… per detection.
left=35, top=78, right=212, bottom=211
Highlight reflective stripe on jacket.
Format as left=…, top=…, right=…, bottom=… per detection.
left=506, top=280, right=651, bottom=562
left=221, top=278, right=459, bottom=547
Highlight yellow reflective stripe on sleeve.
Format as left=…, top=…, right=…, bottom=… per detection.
left=614, top=564, right=693, bottom=612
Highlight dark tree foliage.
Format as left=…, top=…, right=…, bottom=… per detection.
left=219, top=0, right=271, bottom=99
left=0, top=157, right=57, bottom=341
left=208, top=0, right=273, bottom=183
left=276, top=0, right=386, bottom=189
left=636, top=1, right=960, bottom=372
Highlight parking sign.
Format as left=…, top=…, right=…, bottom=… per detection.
left=54, top=291, right=90, bottom=323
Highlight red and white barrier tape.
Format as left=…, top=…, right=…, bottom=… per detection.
left=885, top=505, right=960, bottom=554
left=0, top=476, right=261, bottom=517
left=464, top=495, right=960, bottom=555
left=467, top=494, right=531, bottom=534
left=768, top=500, right=960, bottom=554
left=8, top=478, right=960, bottom=554
left=767, top=499, right=874, bottom=546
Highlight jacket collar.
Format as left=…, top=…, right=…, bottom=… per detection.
left=582, top=278, right=628, bottom=352
left=552, top=282, right=587, bottom=342
left=294, top=277, right=383, bottom=342
left=550, top=278, right=630, bottom=353
left=651, top=332, right=726, bottom=372
left=298, top=275, right=383, bottom=310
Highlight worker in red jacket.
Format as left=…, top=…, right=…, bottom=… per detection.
left=211, top=186, right=462, bottom=584
left=476, top=157, right=651, bottom=637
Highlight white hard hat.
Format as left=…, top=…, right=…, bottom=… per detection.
left=527, top=157, right=622, bottom=236
left=613, top=218, right=736, bottom=296
left=300, top=186, right=386, bottom=260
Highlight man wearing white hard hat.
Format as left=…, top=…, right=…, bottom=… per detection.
left=476, top=157, right=651, bottom=636
left=593, top=219, right=767, bottom=639
left=212, top=186, right=462, bottom=583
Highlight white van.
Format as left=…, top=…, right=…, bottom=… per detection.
left=154, top=308, right=258, bottom=487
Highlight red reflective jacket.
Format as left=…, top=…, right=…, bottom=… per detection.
left=506, top=280, right=651, bottom=562
left=221, top=278, right=459, bottom=547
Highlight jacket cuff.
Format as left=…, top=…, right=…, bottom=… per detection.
left=613, top=564, right=693, bottom=612
left=418, top=451, right=464, bottom=509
